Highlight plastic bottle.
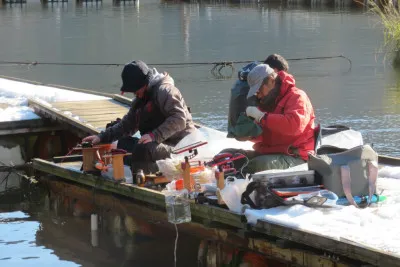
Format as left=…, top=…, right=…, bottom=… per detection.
left=164, top=189, right=191, bottom=224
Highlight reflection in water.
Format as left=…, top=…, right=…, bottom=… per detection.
left=0, top=0, right=397, bottom=160
left=0, top=178, right=289, bottom=266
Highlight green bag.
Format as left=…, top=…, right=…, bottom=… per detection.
left=308, top=145, right=378, bottom=208
left=231, top=113, right=262, bottom=139
left=244, top=154, right=305, bottom=174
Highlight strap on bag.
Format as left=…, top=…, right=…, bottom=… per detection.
left=367, top=160, right=378, bottom=205
left=241, top=181, right=285, bottom=209
left=340, top=160, right=378, bottom=208
left=241, top=181, right=259, bottom=209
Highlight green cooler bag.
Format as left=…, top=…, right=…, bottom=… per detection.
left=308, top=144, right=378, bottom=208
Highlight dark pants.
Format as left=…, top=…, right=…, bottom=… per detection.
left=219, top=148, right=305, bottom=175
left=117, top=136, right=172, bottom=174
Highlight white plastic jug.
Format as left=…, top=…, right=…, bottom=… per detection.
left=219, top=177, right=250, bottom=214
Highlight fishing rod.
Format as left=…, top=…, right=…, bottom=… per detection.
left=0, top=55, right=351, bottom=67
left=0, top=55, right=352, bottom=79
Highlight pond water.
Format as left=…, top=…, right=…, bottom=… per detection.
left=0, top=0, right=399, bottom=265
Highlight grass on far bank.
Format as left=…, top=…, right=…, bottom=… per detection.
left=367, top=0, right=400, bottom=67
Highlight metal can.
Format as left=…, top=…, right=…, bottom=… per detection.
left=136, top=169, right=145, bottom=185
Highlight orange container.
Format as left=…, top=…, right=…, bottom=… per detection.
left=175, top=179, right=184, bottom=190
left=190, top=165, right=205, bottom=174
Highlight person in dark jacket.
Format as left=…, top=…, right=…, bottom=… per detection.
left=82, top=60, right=196, bottom=173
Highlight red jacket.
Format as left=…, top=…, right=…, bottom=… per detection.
left=253, top=71, right=316, bottom=160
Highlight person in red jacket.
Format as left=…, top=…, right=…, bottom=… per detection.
left=220, top=64, right=316, bottom=174
left=243, top=64, right=316, bottom=172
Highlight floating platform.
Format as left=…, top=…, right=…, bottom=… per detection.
left=31, top=158, right=400, bottom=267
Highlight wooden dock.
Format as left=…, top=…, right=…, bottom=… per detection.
left=31, top=158, right=400, bottom=267
left=28, top=94, right=131, bottom=138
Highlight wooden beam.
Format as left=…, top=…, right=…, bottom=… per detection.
left=32, top=158, right=165, bottom=206
left=41, top=178, right=361, bottom=267
left=31, top=158, right=245, bottom=229
left=0, top=119, right=44, bottom=130
left=252, top=220, right=400, bottom=267
left=0, top=125, right=65, bottom=136
left=52, top=155, right=83, bottom=163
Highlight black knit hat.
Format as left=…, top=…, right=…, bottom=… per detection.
left=120, top=60, right=150, bottom=93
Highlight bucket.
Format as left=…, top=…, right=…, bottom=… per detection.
left=164, top=189, right=191, bottom=224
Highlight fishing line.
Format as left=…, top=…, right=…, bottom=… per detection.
left=0, top=55, right=351, bottom=67
left=174, top=223, right=178, bottom=267
left=0, top=55, right=352, bottom=79
left=238, top=153, right=250, bottom=179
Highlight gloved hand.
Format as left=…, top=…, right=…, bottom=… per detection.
left=245, top=106, right=266, bottom=123
left=82, top=135, right=100, bottom=145
left=138, top=133, right=154, bottom=144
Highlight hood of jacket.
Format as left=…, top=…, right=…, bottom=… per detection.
left=277, top=71, right=296, bottom=98
left=148, top=68, right=174, bottom=89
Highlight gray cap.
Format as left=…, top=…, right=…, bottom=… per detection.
left=246, top=64, right=275, bottom=99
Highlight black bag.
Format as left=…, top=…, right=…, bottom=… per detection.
left=241, top=181, right=284, bottom=209
left=241, top=170, right=315, bottom=209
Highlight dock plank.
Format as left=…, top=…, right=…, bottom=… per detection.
left=51, top=99, right=127, bottom=108
left=28, top=98, right=131, bottom=137
left=29, top=98, right=102, bottom=137
left=50, top=110, right=125, bottom=116
left=55, top=106, right=128, bottom=112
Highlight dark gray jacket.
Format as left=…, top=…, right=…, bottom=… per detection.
left=98, top=72, right=195, bottom=146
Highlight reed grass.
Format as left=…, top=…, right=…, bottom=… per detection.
left=367, top=0, right=400, bottom=66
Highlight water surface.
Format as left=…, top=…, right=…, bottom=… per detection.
left=0, top=1, right=399, bottom=265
